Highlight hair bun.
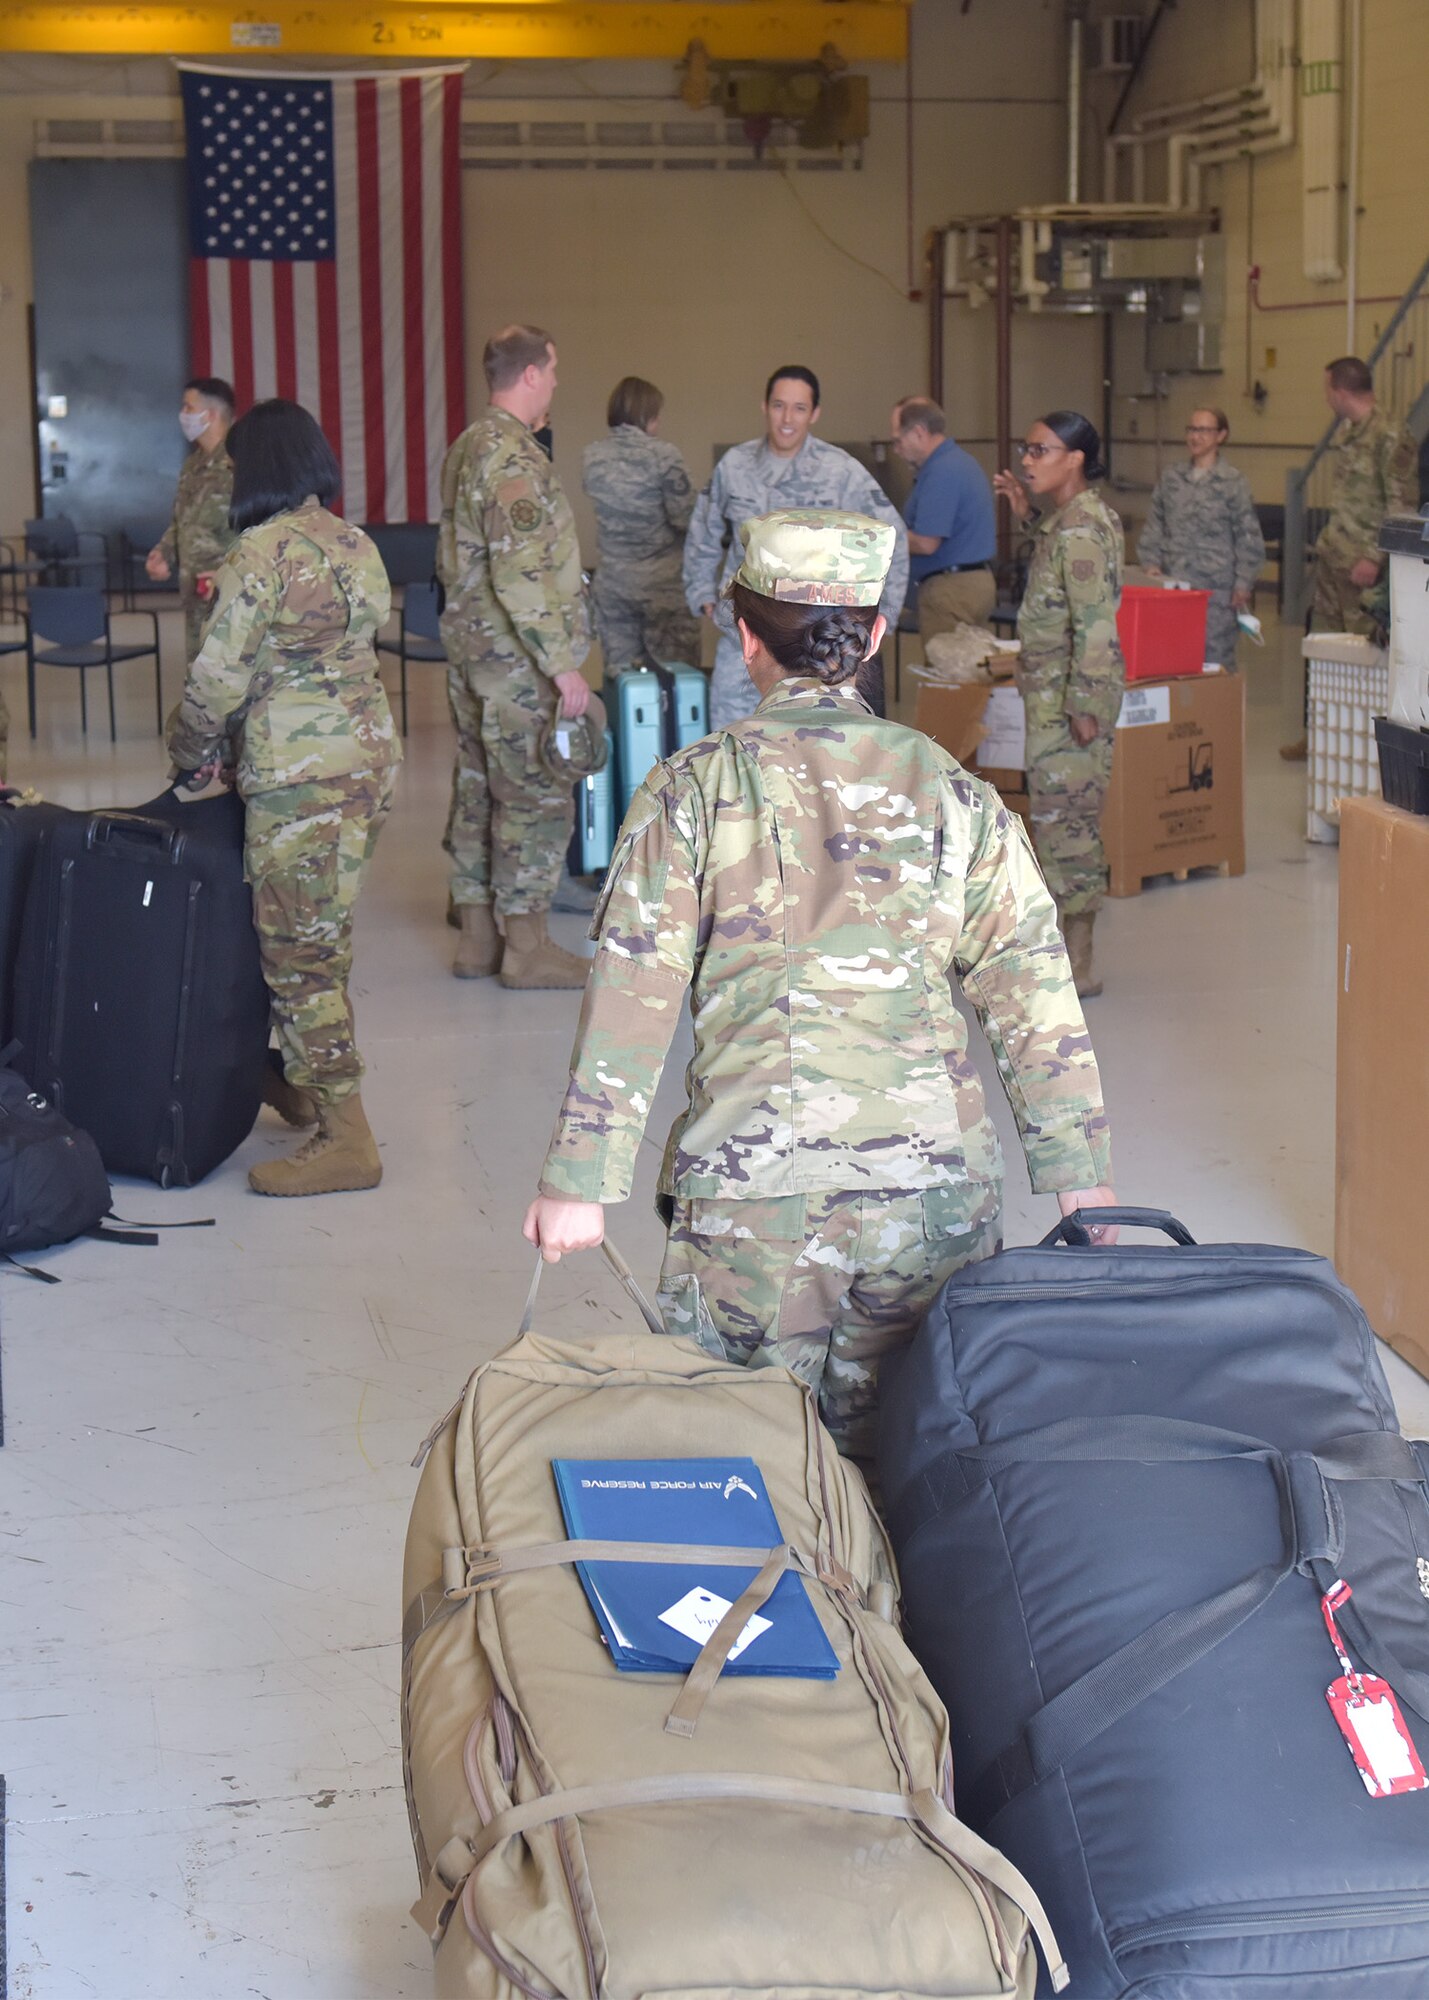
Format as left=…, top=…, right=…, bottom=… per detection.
left=799, top=609, right=868, bottom=683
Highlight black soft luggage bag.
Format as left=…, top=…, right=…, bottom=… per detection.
left=13, top=786, right=269, bottom=1185
left=0, top=797, right=76, bottom=1045
left=879, top=1207, right=1429, bottom=1999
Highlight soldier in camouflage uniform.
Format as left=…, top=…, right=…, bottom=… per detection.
left=1138, top=407, right=1265, bottom=666
left=1280, top=360, right=1418, bottom=759
left=1314, top=358, right=1418, bottom=634
left=683, top=366, right=908, bottom=728
left=167, top=399, right=400, bottom=1198
left=995, top=413, right=1125, bottom=1001
left=438, top=325, right=594, bottom=989
left=583, top=376, right=700, bottom=670
left=148, top=376, right=238, bottom=664
left=524, top=508, right=1115, bottom=1461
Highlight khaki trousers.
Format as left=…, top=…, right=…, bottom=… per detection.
left=917, top=567, right=997, bottom=643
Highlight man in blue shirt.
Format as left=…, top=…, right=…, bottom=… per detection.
left=891, top=397, right=997, bottom=642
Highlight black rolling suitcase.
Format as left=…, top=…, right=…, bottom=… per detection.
left=13, top=786, right=270, bottom=1186
left=879, top=1207, right=1429, bottom=1999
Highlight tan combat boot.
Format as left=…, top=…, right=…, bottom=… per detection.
left=499, top=910, right=589, bottom=990
left=260, top=1049, right=318, bottom=1130
left=1063, top=912, right=1103, bottom=1001
left=249, top=1093, right=382, bottom=1196
left=453, top=903, right=502, bottom=980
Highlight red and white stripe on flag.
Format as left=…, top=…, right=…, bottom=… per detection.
left=182, top=66, right=467, bottom=525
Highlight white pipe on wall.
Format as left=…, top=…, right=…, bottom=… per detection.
left=1067, top=7, right=1084, bottom=203
left=1301, top=0, right=1344, bottom=281
left=1104, top=0, right=1296, bottom=209
left=1345, top=0, right=1362, bottom=344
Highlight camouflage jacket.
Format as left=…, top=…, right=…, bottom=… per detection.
left=583, top=425, right=695, bottom=568
left=539, top=676, right=1110, bottom=1206
left=1138, top=459, right=1265, bottom=594
left=158, top=443, right=236, bottom=599
left=1317, top=407, right=1419, bottom=572
left=682, top=436, right=909, bottom=636
left=167, top=504, right=400, bottom=794
left=436, top=408, right=591, bottom=679
left=1017, top=488, right=1126, bottom=729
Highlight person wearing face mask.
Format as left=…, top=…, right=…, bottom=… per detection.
left=147, top=377, right=237, bottom=663
left=993, top=412, right=1125, bottom=1001
left=1138, top=407, right=1264, bottom=668
left=683, top=366, right=908, bottom=728
left=524, top=509, right=1116, bottom=1467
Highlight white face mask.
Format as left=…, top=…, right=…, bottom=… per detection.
left=179, top=408, right=210, bottom=442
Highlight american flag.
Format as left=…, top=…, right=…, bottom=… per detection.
left=179, top=65, right=467, bottom=524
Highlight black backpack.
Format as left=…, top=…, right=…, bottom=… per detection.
left=0, top=1055, right=216, bottom=1279
left=0, top=1061, right=113, bottom=1260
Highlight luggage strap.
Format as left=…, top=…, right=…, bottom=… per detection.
left=933, top=1417, right=1429, bottom=1827
left=411, top=1771, right=1068, bottom=1992
left=518, top=1237, right=666, bottom=1340
left=433, top=1536, right=857, bottom=1739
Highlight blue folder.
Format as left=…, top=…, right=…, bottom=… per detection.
left=552, top=1457, right=840, bottom=1678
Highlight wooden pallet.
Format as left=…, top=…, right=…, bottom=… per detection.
left=1107, top=857, right=1242, bottom=899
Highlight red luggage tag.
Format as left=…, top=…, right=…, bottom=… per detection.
left=1322, top=1579, right=1428, bottom=1799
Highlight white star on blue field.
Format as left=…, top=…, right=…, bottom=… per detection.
left=182, top=74, right=336, bottom=261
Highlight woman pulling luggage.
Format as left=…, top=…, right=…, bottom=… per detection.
left=582, top=375, right=702, bottom=670
left=523, top=508, right=1117, bottom=1464
left=167, top=397, right=401, bottom=1198
left=993, top=411, right=1125, bottom=1001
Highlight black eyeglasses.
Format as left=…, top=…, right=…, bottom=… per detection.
left=1018, top=441, right=1068, bottom=460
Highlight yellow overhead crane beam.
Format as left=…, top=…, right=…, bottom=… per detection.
left=0, top=2, right=909, bottom=62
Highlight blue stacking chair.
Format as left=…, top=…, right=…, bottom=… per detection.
left=25, top=588, right=162, bottom=742
left=376, top=581, right=446, bottom=735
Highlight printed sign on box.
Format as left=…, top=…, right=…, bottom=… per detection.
left=976, top=685, right=1027, bottom=771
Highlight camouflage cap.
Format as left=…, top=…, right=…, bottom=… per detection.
left=734, top=509, right=895, bottom=607
left=537, top=690, right=610, bottom=781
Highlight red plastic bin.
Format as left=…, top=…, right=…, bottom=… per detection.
left=1116, top=585, right=1211, bottom=682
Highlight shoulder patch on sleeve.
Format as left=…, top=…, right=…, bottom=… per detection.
left=1071, top=557, right=1096, bottom=583
left=508, top=496, right=543, bottom=533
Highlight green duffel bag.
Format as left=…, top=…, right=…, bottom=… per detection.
left=402, top=1244, right=1065, bottom=2000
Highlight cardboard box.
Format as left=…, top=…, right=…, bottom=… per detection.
left=1104, top=671, right=1246, bottom=896
left=914, top=683, right=990, bottom=766
left=1335, top=796, right=1429, bottom=1382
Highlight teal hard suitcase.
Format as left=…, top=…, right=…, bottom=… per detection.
left=611, top=662, right=709, bottom=812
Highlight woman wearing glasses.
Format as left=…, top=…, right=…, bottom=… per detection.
left=1138, top=406, right=1265, bottom=668
left=993, top=412, right=1124, bottom=1000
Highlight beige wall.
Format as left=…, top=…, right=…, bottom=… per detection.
left=1090, top=0, right=1429, bottom=542
left=0, top=0, right=1079, bottom=544
left=2, top=0, right=1422, bottom=561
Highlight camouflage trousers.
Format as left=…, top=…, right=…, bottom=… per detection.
left=656, top=1184, right=1002, bottom=1461
left=1313, top=559, right=1381, bottom=639
left=445, top=656, right=572, bottom=918
left=1203, top=593, right=1242, bottom=671
left=0, top=687, right=9, bottom=782
left=1022, top=678, right=1116, bottom=919
left=245, top=767, right=396, bottom=1104
left=709, top=633, right=761, bottom=730
left=593, top=562, right=701, bottom=671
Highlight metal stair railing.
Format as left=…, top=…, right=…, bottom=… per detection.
left=1283, top=249, right=1429, bottom=624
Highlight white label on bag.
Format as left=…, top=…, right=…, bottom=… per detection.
left=143, top=880, right=153, bottom=908
left=659, top=1585, right=771, bottom=1660
left=1117, top=684, right=1171, bottom=730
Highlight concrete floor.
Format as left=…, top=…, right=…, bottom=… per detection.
left=1, top=600, right=1425, bottom=1999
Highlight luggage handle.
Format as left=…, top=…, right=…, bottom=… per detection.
left=85, top=812, right=186, bottom=861
left=1041, top=1206, right=1196, bottom=1248
left=518, top=1237, right=666, bottom=1339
